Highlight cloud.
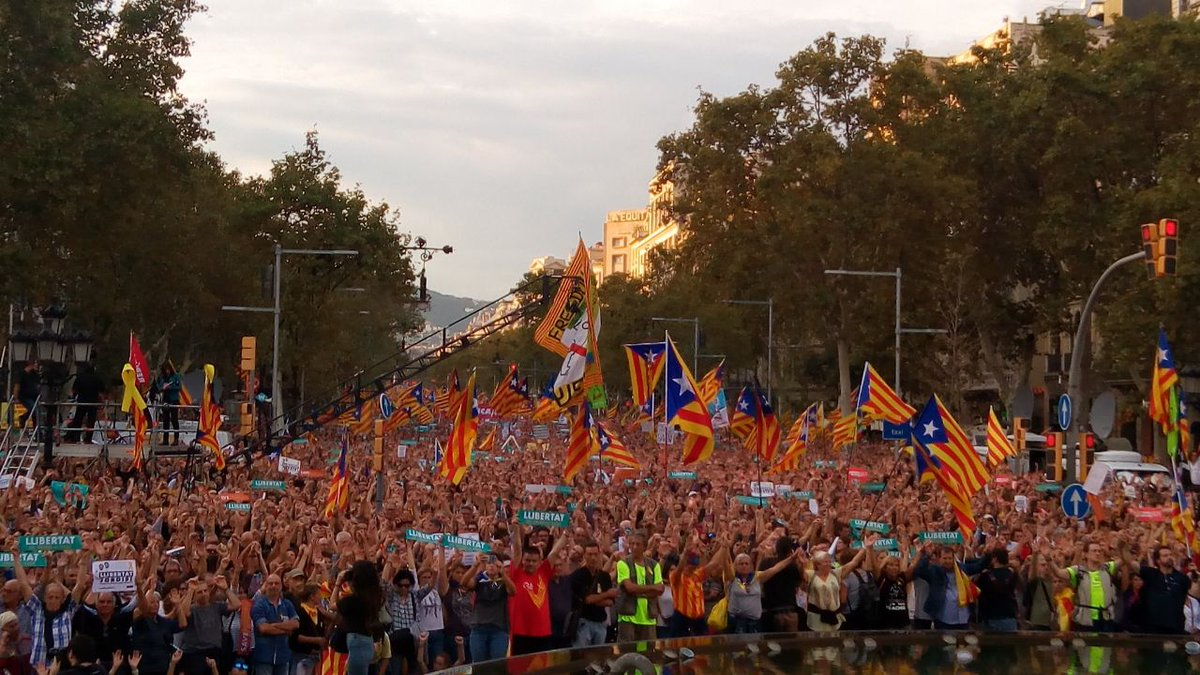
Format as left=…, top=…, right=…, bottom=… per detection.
left=180, top=0, right=1054, bottom=298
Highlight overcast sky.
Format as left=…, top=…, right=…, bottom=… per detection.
left=179, top=0, right=1059, bottom=300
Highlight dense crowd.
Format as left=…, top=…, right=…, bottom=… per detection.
left=0, top=410, right=1198, bottom=675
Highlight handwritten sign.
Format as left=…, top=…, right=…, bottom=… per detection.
left=20, top=535, right=82, bottom=552
left=518, top=510, right=569, bottom=528
left=92, top=560, right=137, bottom=593
left=919, top=531, right=963, bottom=545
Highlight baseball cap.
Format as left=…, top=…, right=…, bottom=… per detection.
left=285, top=568, right=305, bottom=579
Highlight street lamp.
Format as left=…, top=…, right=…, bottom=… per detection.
left=823, top=267, right=946, bottom=398
left=722, top=299, right=774, bottom=402
left=651, top=317, right=699, bottom=374
left=223, top=245, right=359, bottom=433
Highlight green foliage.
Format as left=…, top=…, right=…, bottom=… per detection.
left=0, top=0, right=419, bottom=401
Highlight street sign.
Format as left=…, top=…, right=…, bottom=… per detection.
left=882, top=421, right=909, bottom=442
left=1061, top=483, right=1091, bottom=519
left=1057, top=395, right=1073, bottom=432
left=379, top=393, right=395, bottom=420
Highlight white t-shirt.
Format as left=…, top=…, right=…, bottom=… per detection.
left=416, top=588, right=444, bottom=633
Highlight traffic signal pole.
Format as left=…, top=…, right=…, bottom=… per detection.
left=1065, top=251, right=1146, bottom=483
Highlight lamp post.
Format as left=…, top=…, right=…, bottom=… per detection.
left=223, top=245, right=359, bottom=433
left=651, top=317, right=699, bottom=374
left=722, top=298, right=773, bottom=402
left=823, top=267, right=946, bottom=398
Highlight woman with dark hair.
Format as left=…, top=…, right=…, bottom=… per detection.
left=154, top=363, right=182, bottom=445
left=333, top=562, right=383, bottom=675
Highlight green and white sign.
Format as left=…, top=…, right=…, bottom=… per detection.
left=1035, top=483, right=1062, bottom=493
left=50, top=481, right=90, bottom=508
left=785, top=490, right=814, bottom=501
left=860, top=482, right=887, bottom=494
left=736, top=496, right=768, bottom=507
left=399, top=439, right=419, bottom=446
left=0, top=553, right=47, bottom=568
left=873, top=538, right=900, bottom=551
left=668, top=471, right=697, bottom=480
left=518, top=510, right=569, bottom=528
left=404, top=529, right=443, bottom=545
left=554, top=485, right=574, bottom=495
left=848, top=519, right=890, bottom=535
left=19, top=535, right=82, bottom=552
left=919, top=531, right=963, bottom=545
left=250, top=480, right=287, bottom=492
left=225, top=503, right=252, bottom=512
left=443, top=535, right=492, bottom=554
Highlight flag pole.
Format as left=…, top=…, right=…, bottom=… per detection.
left=662, top=331, right=670, bottom=474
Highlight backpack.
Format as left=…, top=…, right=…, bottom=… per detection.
left=849, top=571, right=879, bottom=628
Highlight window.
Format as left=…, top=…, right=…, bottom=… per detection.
left=612, top=254, right=626, bottom=273
left=611, top=237, right=627, bottom=249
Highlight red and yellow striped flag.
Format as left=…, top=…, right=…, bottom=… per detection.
left=564, top=403, right=597, bottom=483
left=196, top=364, right=225, bottom=470
left=985, top=407, right=1017, bottom=469
left=438, top=371, right=478, bottom=485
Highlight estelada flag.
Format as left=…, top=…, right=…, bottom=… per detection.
left=129, top=332, right=151, bottom=388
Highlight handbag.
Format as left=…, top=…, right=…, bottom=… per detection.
left=707, top=597, right=729, bottom=632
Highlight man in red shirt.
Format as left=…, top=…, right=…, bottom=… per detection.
left=509, top=527, right=566, bottom=655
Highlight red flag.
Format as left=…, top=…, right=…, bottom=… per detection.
left=129, top=332, right=151, bottom=388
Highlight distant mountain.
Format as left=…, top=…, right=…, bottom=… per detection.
left=421, top=289, right=488, bottom=334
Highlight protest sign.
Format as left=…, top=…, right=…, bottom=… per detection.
left=277, top=456, right=301, bottom=476
left=50, top=481, right=89, bottom=509
left=518, top=510, right=569, bottom=528
left=20, top=535, right=82, bottom=552
left=92, top=560, right=137, bottom=593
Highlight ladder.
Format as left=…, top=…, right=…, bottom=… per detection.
left=230, top=273, right=563, bottom=464
left=0, top=394, right=43, bottom=485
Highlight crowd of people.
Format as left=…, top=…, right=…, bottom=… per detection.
left=0, top=405, right=1198, bottom=675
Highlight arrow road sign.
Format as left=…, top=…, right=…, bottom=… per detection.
left=1061, top=483, right=1091, bottom=520
left=1057, top=394, right=1073, bottom=432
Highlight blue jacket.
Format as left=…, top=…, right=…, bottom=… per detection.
left=251, top=596, right=298, bottom=665
left=915, top=554, right=987, bottom=618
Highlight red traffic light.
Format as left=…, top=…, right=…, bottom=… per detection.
left=1045, top=432, right=1059, bottom=449
left=1084, top=433, right=1096, bottom=449
left=1142, top=223, right=1155, bottom=242
left=1163, top=218, right=1179, bottom=237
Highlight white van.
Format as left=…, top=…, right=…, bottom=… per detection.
left=1088, top=450, right=1172, bottom=488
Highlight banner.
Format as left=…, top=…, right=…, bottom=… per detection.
left=20, top=535, right=82, bottom=552
left=736, top=496, right=768, bottom=507
left=0, top=553, right=46, bottom=568
left=919, top=531, right=963, bottom=544
left=50, top=481, right=89, bottom=509
left=250, top=480, right=287, bottom=492
left=860, top=482, right=887, bottom=493
left=668, top=471, right=697, bottom=480
left=91, top=560, right=137, bottom=593
left=534, top=243, right=590, bottom=357
left=750, top=482, right=775, bottom=498
left=518, top=510, right=569, bottom=528
left=847, top=467, right=869, bottom=484
left=277, top=456, right=301, bottom=476
left=226, top=503, right=252, bottom=512
left=849, top=519, right=890, bottom=535
left=404, top=529, right=443, bottom=545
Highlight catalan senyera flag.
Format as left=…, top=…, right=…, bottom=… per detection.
left=132, top=406, right=149, bottom=472
left=664, top=335, right=715, bottom=465
left=985, top=407, right=1017, bottom=469
left=399, top=383, right=434, bottom=425
left=477, top=426, right=497, bottom=452
left=1171, top=486, right=1196, bottom=552
left=954, top=560, right=980, bottom=607
left=697, top=360, right=725, bottom=407
left=596, top=418, right=640, bottom=469
left=1150, top=329, right=1179, bottom=433
left=831, top=413, right=857, bottom=450
left=855, top=362, right=915, bottom=425
left=771, top=403, right=816, bottom=474
left=625, top=342, right=667, bottom=408
left=122, top=362, right=152, bottom=472
left=349, top=399, right=376, bottom=436
left=729, top=387, right=757, bottom=446
left=323, top=438, right=349, bottom=519
left=316, top=647, right=347, bottom=675
left=196, top=364, right=225, bottom=470
left=438, top=371, right=478, bottom=485
left=489, top=365, right=529, bottom=419
left=914, top=395, right=989, bottom=495
left=911, top=398, right=980, bottom=540
left=564, top=402, right=597, bottom=483
left=750, top=384, right=782, bottom=464
left=535, top=240, right=591, bottom=357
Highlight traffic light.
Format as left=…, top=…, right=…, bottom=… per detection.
left=1084, top=433, right=1096, bottom=450
left=1142, top=222, right=1159, bottom=279
left=1012, top=417, right=1027, bottom=452
left=240, top=337, right=256, bottom=399
left=1045, top=432, right=1062, bottom=482
left=373, top=419, right=384, bottom=472
left=239, top=402, right=254, bottom=436
left=1157, top=218, right=1179, bottom=277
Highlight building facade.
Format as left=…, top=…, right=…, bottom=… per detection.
left=596, top=171, right=681, bottom=282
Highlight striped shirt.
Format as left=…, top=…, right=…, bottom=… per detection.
left=27, top=595, right=77, bottom=666
left=671, top=568, right=706, bottom=620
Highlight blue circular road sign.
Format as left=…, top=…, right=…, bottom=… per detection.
left=1060, top=483, right=1091, bottom=520
left=379, top=393, right=395, bottom=420
left=1057, top=394, right=1073, bottom=432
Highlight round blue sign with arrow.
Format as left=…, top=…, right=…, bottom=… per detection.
left=379, top=393, right=395, bottom=420
left=1057, top=394, right=1072, bottom=432
left=1060, top=483, right=1090, bottom=520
